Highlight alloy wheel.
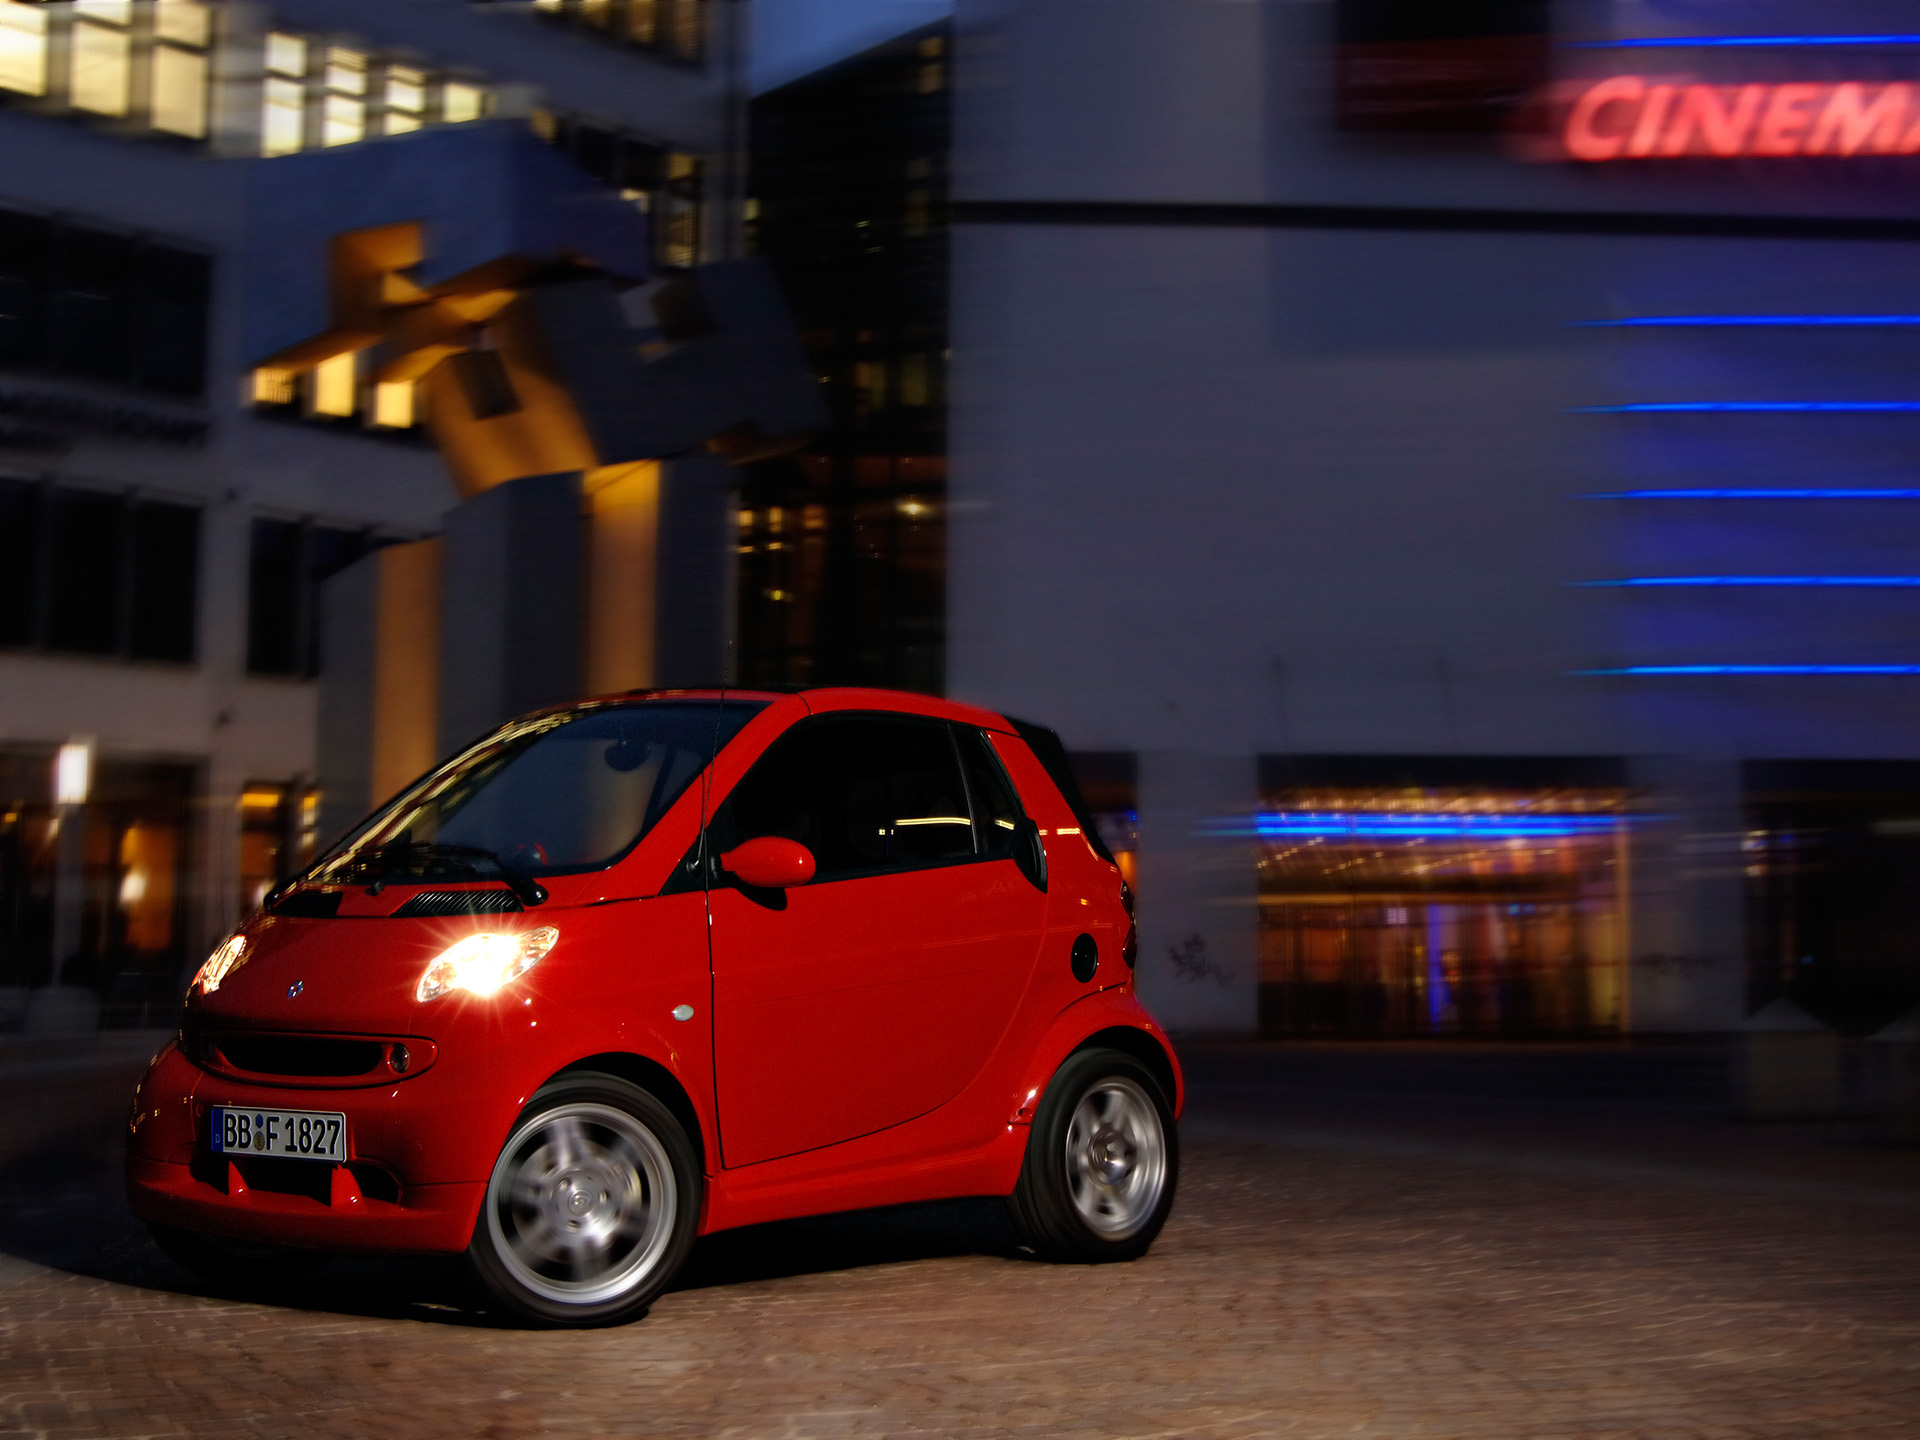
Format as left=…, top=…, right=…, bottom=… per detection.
left=1062, top=1074, right=1167, bottom=1240
left=485, top=1100, right=677, bottom=1306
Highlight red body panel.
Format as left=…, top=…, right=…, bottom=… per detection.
left=710, top=857, right=1047, bottom=1166
left=124, top=687, right=1179, bottom=1256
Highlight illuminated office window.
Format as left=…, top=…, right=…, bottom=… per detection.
left=310, top=351, right=357, bottom=417
left=322, top=47, right=365, bottom=146
left=371, top=379, right=415, bottom=429
left=262, top=76, right=305, bottom=153
left=383, top=64, right=424, bottom=135
left=261, top=34, right=306, bottom=156
left=154, top=1, right=210, bottom=47
left=150, top=3, right=212, bottom=139
left=442, top=81, right=484, bottom=124
left=659, top=151, right=702, bottom=268
left=669, top=0, right=702, bottom=60
left=899, top=353, right=930, bottom=407
left=251, top=368, right=294, bottom=406
left=70, top=5, right=133, bottom=117
left=325, top=45, right=365, bottom=96
left=536, top=0, right=703, bottom=60
left=322, top=92, right=362, bottom=146
left=265, top=31, right=306, bottom=79
left=0, top=1, right=48, bottom=98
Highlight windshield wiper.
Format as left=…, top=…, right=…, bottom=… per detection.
left=351, top=842, right=550, bottom=907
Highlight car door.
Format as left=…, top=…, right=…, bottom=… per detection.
left=707, top=712, right=1047, bottom=1168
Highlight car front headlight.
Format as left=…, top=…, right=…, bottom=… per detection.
left=192, top=934, right=249, bottom=996
left=416, top=927, right=559, bottom=1002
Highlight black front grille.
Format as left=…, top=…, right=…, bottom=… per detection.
left=214, top=1034, right=384, bottom=1078
left=269, top=889, right=343, bottom=918
left=392, top=888, right=523, bottom=917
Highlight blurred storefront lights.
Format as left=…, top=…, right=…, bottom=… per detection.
left=1257, top=786, right=1632, bottom=1038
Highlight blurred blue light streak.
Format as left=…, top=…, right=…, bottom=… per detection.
left=1585, top=489, right=1920, bottom=499
left=1578, top=665, right=1920, bottom=675
left=1242, top=812, right=1629, bottom=840
left=1580, top=316, right=1920, bottom=327
left=1571, top=35, right=1920, bottom=48
left=1575, top=402, right=1920, bottom=413
left=1581, top=576, right=1920, bottom=586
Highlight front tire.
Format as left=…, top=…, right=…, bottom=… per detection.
left=1008, top=1047, right=1178, bottom=1262
left=467, top=1072, right=701, bottom=1327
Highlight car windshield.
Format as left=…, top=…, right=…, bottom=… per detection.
left=312, top=700, right=765, bottom=882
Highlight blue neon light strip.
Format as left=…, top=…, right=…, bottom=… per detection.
left=1250, top=812, right=1626, bottom=840
left=1579, top=664, right=1920, bottom=675
left=1582, top=576, right=1920, bottom=587
left=1575, top=402, right=1920, bottom=413
left=1572, top=35, right=1920, bottom=49
left=1581, top=316, right=1920, bottom=328
left=1586, top=489, right=1920, bottom=499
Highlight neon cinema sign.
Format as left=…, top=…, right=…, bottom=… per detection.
left=1562, top=78, right=1920, bottom=159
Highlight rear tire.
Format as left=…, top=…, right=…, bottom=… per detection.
left=466, top=1072, right=701, bottom=1328
left=147, top=1222, right=329, bottom=1288
left=1007, top=1047, right=1178, bottom=1262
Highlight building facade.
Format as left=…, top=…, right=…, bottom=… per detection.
left=0, top=0, right=742, bottom=1024
left=948, top=0, right=1920, bottom=1037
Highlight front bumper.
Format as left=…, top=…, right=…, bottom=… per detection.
left=124, top=1038, right=491, bottom=1255
left=126, top=1155, right=483, bottom=1253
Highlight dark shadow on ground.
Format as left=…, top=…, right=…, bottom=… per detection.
left=670, top=1196, right=1020, bottom=1294
left=0, top=1112, right=1026, bottom=1328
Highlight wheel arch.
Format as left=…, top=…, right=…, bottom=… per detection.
left=1073, top=1025, right=1180, bottom=1113
left=546, top=1051, right=711, bottom=1176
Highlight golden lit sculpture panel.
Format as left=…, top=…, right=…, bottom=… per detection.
left=255, top=222, right=825, bottom=498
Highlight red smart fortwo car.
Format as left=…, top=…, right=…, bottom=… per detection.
left=126, top=688, right=1181, bottom=1326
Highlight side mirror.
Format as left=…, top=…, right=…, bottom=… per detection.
left=720, top=836, right=816, bottom=889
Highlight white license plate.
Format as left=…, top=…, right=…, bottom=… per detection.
left=210, top=1106, right=347, bottom=1163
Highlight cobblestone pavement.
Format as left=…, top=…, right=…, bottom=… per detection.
left=1, top=1038, right=1918, bottom=1439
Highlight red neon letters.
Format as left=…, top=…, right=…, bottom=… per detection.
left=1564, top=77, right=1920, bottom=160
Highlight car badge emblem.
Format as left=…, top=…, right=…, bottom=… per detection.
left=287, top=981, right=304, bottom=999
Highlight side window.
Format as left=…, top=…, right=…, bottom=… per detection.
left=956, top=728, right=1022, bottom=858
left=715, top=715, right=974, bottom=880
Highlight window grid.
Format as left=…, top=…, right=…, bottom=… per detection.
left=524, top=0, right=707, bottom=66
left=533, top=109, right=706, bottom=271
left=0, top=4, right=494, bottom=157
left=0, top=477, right=200, bottom=665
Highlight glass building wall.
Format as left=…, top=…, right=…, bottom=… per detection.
left=740, top=24, right=950, bottom=692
